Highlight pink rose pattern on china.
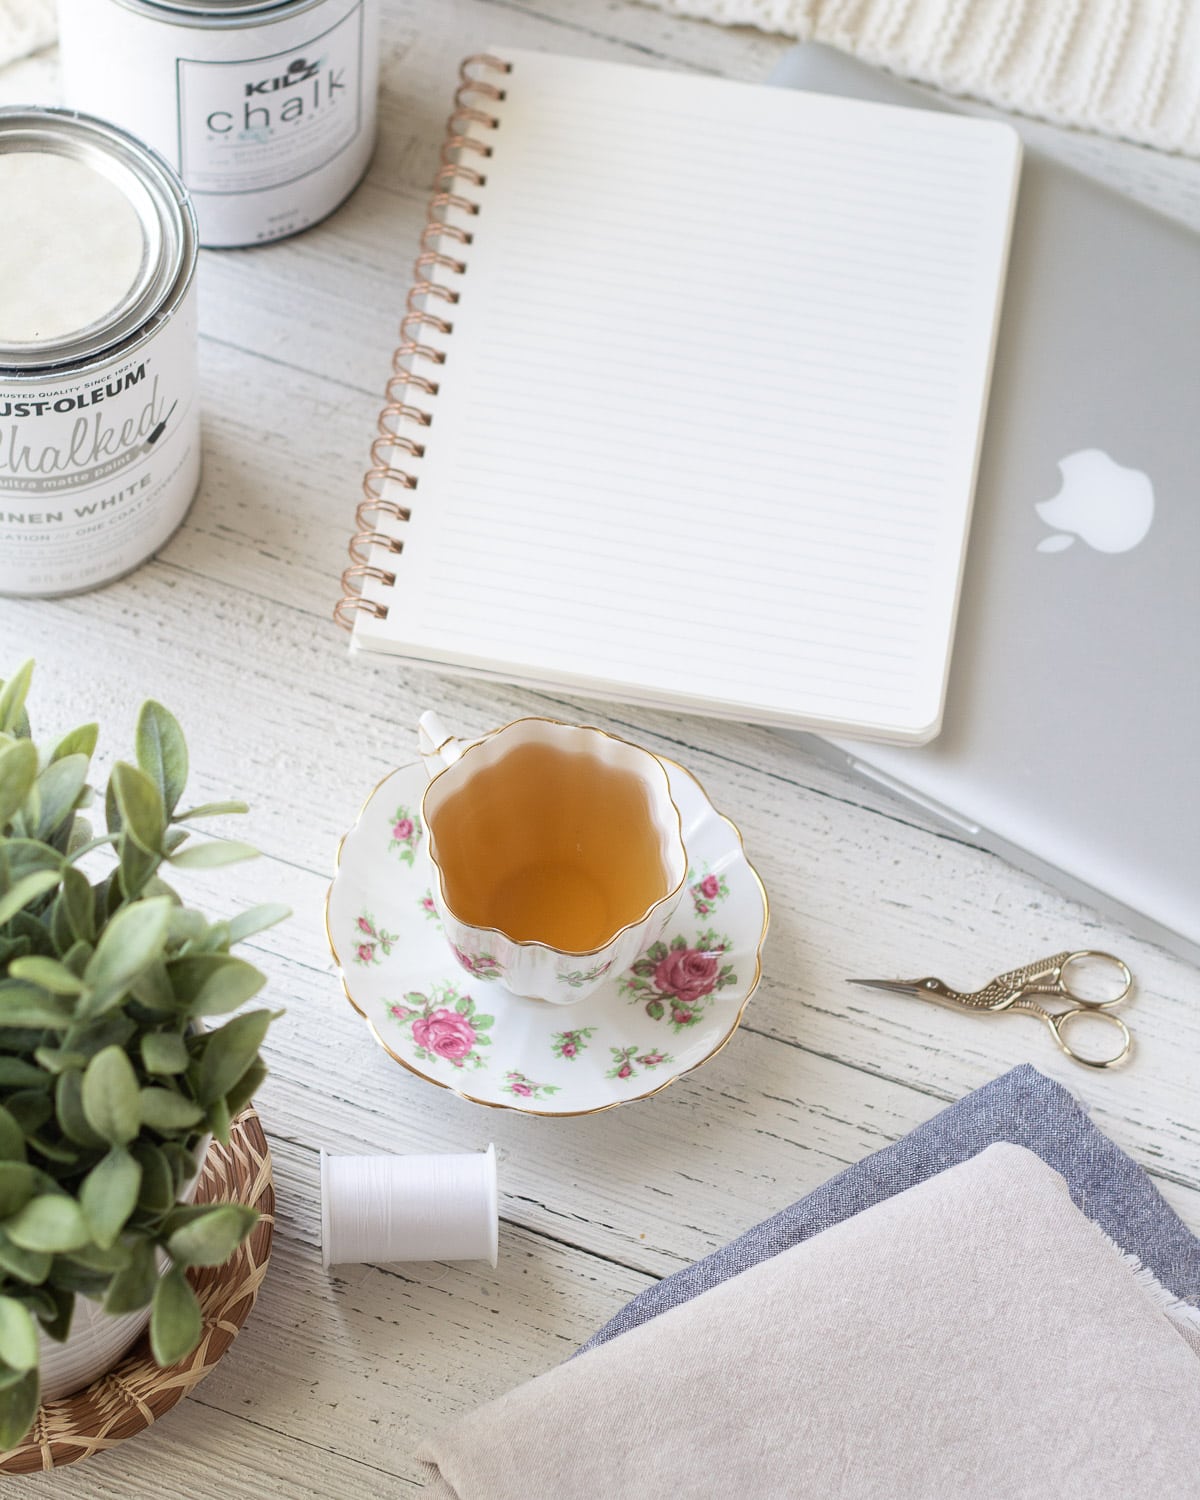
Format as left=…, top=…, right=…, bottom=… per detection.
left=451, top=944, right=503, bottom=981
left=351, top=912, right=399, bottom=967
left=502, top=1070, right=559, bottom=1102
left=386, top=983, right=494, bottom=1070
left=619, top=928, right=737, bottom=1032
left=605, top=1045, right=675, bottom=1080
left=418, top=889, right=441, bottom=925
left=551, top=1027, right=596, bottom=1061
left=389, top=805, right=421, bottom=867
left=689, top=865, right=730, bottom=917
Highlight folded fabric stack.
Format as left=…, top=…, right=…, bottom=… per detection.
left=419, top=1066, right=1200, bottom=1497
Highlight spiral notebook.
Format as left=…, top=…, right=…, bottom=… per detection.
left=337, top=49, right=1021, bottom=744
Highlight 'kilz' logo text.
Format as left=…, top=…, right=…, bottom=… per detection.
left=245, top=56, right=321, bottom=96
left=207, top=56, right=346, bottom=136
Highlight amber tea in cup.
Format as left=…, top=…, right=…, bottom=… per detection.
left=431, top=739, right=670, bottom=952
left=420, top=715, right=688, bottom=1004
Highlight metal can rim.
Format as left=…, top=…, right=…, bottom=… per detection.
left=103, top=0, right=333, bottom=24
left=0, top=106, right=198, bottom=375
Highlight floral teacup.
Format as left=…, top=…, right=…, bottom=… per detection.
left=418, top=712, right=688, bottom=1004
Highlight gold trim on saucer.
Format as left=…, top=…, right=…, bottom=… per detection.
left=325, top=755, right=769, bottom=1119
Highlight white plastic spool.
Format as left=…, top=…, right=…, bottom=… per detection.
left=320, top=1145, right=499, bottom=1269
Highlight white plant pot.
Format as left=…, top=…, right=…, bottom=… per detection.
left=37, top=1134, right=211, bottom=1403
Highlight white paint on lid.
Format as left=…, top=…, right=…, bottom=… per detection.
left=0, top=151, right=147, bottom=346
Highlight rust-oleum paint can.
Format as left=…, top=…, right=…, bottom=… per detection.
left=0, top=108, right=200, bottom=598
left=57, top=0, right=380, bottom=249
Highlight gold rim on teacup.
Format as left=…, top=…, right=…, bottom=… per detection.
left=420, top=715, right=687, bottom=959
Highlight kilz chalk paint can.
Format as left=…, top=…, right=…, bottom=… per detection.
left=57, top=0, right=380, bottom=248
left=0, top=109, right=200, bottom=598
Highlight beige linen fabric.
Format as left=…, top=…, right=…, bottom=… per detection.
left=419, top=1144, right=1200, bottom=1498
left=640, top=0, right=1200, bottom=156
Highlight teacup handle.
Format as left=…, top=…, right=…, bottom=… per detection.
left=418, top=710, right=465, bottom=779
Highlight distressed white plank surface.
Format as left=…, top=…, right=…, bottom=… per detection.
left=4, top=2, right=1200, bottom=1492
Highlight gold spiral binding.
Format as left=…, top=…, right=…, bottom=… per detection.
left=335, top=53, right=512, bottom=629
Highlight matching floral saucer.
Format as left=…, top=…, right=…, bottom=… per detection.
left=326, top=758, right=768, bottom=1116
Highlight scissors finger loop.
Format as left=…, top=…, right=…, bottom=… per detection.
left=1045, top=1006, right=1133, bottom=1069
left=1059, top=951, right=1133, bottom=1008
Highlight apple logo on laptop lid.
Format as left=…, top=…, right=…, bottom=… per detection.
left=1035, top=449, right=1155, bottom=554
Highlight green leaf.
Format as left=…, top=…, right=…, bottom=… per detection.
left=80, top=895, right=172, bottom=1017
left=227, top=903, right=290, bottom=946
left=35, top=1045, right=86, bottom=1074
left=5, top=1193, right=89, bottom=1253
left=112, top=761, right=166, bottom=856
left=0, top=1059, right=45, bottom=1091
left=173, top=800, right=249, bottom=821
left=195, top=1009, right=275, bottom=1105
left=136, top=701, right=189, bottom=818
left=36, top=1286, right=72, bottom=1342
left=80, top=1147, right=142, bottom=1250
left=130, top=959, right=177, bottom=1016
left=168, top=955, right=266, bottom=1017
left=0, top=1162, right=38, bottom=1218
left=81, top=1046, right=141, bottom=1145
left=223, top=1058, right=268, bottom=1119
left=0, top=984, right=74, bottom=1030
left=34, top=754, right=89, bottom=841
left=65, top=1240, right=132, bottom=1274
left=168, top=841, right=260, bottom=871
left=0, top=738, right=38, bottom=827
left=139, top=1087, right=204, bottom=1133
left=141, top=1032, right=190, bottom=1075
left=0, top=661, right=33, bottom=737
left=131, top=1141, right=175, bottom=1214
left=60, top=1011, right=135, bottom=1062
left=0, top=1297, right=39, bottom=1373
left=0, top=1233, right=50, bottom=1286
left=2, top=1092, right=51, bottom=1137
left=0, top=1367, right=38, bottom=1450
left=104, top=774, right=122, bottom=838
left=55, top=1068, right=107, bottom=1148
left=166, top=908, right=207, bottom=947
left=7, top=956, right=85, bottom=996
left=51, top=722, right=98, bottom=764
left=207, top=1094, right=231, bottom=1146
left=150, top=1266, right=201, bottom=1366
left=60, top=867, right=95, bottom=945
left=104, top=1238, right=158, bottom=1316
left=166, top=1204, right=257, bottom=1268
left=0, top=869, right=60, bottom=928
left=0, top=1106, right=26, bottom=1164
left=117, top=834, right=159, bottom=905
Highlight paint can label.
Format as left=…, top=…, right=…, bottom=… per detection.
left=178, top=4, right=364, bottom=196
left=0, top=296, right=200, bottom=597
left=58, top=0, right=379, bottom=247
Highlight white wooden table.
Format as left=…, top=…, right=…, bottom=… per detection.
left=4, top=4, right=1199, bottom=1494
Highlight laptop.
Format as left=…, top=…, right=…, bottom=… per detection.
left=771, top=46, right=1200, bottom=965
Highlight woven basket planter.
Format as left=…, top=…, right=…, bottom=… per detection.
left=0, top=1107, right=274, bottom=1475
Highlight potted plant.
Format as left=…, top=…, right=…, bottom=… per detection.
left=0, top=662, right=286, bottom=1447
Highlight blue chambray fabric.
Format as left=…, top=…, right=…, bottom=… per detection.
left=580, top=1065, right=1200, bottom=1354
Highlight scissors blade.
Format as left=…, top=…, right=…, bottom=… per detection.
left=845, top=978, right=924, bottom=995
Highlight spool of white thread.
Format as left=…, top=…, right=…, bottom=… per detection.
left=321, top=1145, right=499, bottom=1269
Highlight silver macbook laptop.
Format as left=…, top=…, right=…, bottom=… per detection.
left=771, top=46, right=1200, bottom=964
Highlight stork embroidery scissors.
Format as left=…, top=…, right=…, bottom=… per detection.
left=847, top=950, right=1134, bottom=1069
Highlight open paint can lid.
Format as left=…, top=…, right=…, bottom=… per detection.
left=0, top=108, right=195, bottom=372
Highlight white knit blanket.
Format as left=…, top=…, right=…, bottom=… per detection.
left=0, top=0, right=54, bottom=69
left=641, top=0, right=1200, bottom=154
left=2, top=0, right=1197, bottom=155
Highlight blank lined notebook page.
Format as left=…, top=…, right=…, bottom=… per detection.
left=352, top=49, right=1021, bottom=742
